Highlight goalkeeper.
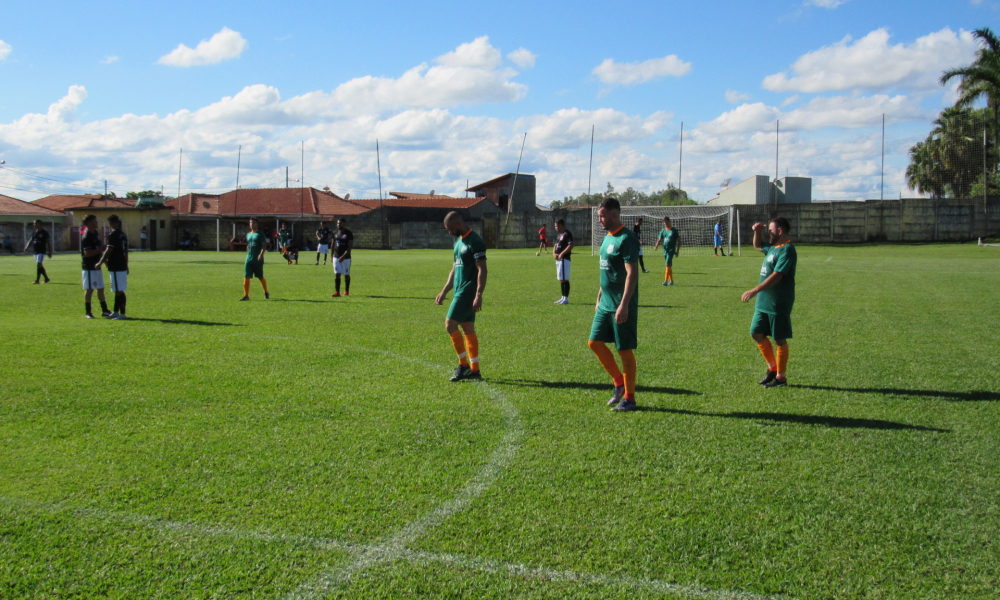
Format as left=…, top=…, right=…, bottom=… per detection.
left=652, top=216, right=680, bottom=286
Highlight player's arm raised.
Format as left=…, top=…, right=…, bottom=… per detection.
left=435, top=265, right=455, bottom=305
left=472, top=259, right=487, bottom=312
left=752, top=222, right=765, bottom=251
left=616, top=262, right=638, bottom=324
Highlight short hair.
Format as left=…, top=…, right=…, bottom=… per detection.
left=555, top=218, right=565, bottom=226
left=444, top=211, right=464, bottom=224
left=770, top=216, right=791, bottom=233
left=108, top=214, right=120, bottom=224
left=663, top=216, right=671, bottom=222
left=337, top=217, right=346, bottom=223
left=33, top=219, right=43, bottom=225
left=598, top=197, right=620, bottom=212
left=83, top=214, right=97, bottom=225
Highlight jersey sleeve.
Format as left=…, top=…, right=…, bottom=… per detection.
left=472, top=236, right=487, bottom=262
left=566, top=231, right=574, bottom=244
left=773, top=246, right=796, bottom=276
left=619, top=234, right=640, bottom=263
left=760, top=244, right=773, bottom=254
left=347, top=231, right=355, bottom=243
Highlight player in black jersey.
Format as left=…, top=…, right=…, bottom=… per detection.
left=633, top=218, right=649, bottom=273
left=99, top=214, right=130, bottom=320
left=80, top=215, right=110, bottom=319
left=24, top=220, right=53, bottom=284
left=315, top=222, right=332, bottom=265
left=331, top=218, right=354, bottom=297
left=553, top=219, right=574, bottom=304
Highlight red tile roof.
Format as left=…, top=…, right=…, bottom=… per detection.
left=33, top=194, right=136, bottom=211
left=0, top=194, right=65, bottom=216
left=388, top=192, right=458, bottom=200
left=166, top=188, right=372, bottom=217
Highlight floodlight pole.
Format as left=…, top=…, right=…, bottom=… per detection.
left=234, top=145, right=241, bottom=217
left=588, top=125, right=594, bottom=196
left=376, top=139, right=383, bottom=200
left=505, top=133, right=527, bottom=226
left=774, top=121, right=780, bottom=211
left=678, top=122, right=683, bottom=191
left=880, top=114, right=885, bottom=200
left=177, top=149, right=182, bottom=199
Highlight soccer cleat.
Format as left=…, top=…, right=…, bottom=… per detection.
left=667, top=282, right=674, bottom=286
left=84, top=313, right=95, bottom=319
left=758, top=370, right=777, bottom=386
left=113, top=314, right=128, bottom=320
left=607, top=384, right=625, bottom=406
left=265, top=292, right=270, bottom=300
left=102, top=311, right=113, bottom=318
left=33, top=281, right=40, bottom=285
left=763, top=377, right=787, bottom=388
left=108, top=312, right=119, bottom=320
left=465, top=370, right=482, bottom=381
left=331, top=292, right=341, bottom=297
left=612, top=398, right=637, bottom=411
left=343, top=291, right=349, bottom=296
left=450, top=365, right=472, bottom=382
left=554, top=298, right=566, bottom=304
left=662, top=281, right=669, bottom=286
left=642, top=270, right=649, bottom=273
left=239, top=296, right=250, bottom=301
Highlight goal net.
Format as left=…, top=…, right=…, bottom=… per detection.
left=591, top=205, right=736, bottom=256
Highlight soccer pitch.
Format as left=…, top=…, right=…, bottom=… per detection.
left=1, top=244, right=998, bottom=599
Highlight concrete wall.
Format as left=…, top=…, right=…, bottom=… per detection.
left=0, top=219, right=68, bottom=253
left=714, top=175, right=771, bottom=205
left=776, top=177, right=812, bottom=204
left=491, top=208, right=593, bottom=249
left=732, top=196, right=1000, bottom=245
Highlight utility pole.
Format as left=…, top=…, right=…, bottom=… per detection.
left=588, top=125, right=594, bottom=196
left=881, top=114, right=885, bottom=201
left=376, top=139, right=383, bottom=200
left=177, top=149, right=182, bottom=199
left=678, top=122, right=684, bottom=191
left=774, top=121, right=780, bottom=210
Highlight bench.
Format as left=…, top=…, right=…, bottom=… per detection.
left=229, top=240, right=247, bottom=252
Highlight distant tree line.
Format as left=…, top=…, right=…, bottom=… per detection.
left=550, top=182, right=697, bottom=209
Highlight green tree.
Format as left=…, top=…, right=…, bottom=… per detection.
left=126, top=190, right=164, bottom=199
left=941, top=27, right=1000, bottom=166
left=906, top=106, right=997, bottom=198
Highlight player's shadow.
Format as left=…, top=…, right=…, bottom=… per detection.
left=270, top=298, right=330, bottom=304
left=681, top=284, right=743, bottom=289
left=638, top=304, right=682, bottom=309
left=796, top=384, right=1000, bottom=402
left=639, top=407, right=949, bottom=432
left=358, top=295, right=430, bottom=300
left=128, top=318, right=242, bottom=327
left=493, top=378, right=700, bottom=396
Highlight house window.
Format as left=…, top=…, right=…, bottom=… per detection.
left=160, top=220, right=166, bottom=229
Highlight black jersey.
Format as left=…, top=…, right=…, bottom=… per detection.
left=554, top=230, right=574, bottom=258
left=317, top=227, right=332, bottom=244
left=30, top=228, right=50, bottom=254
left=632, top=222, right=642, bottom=244
left=81, top=231, right=102, bottom=270
left=334, top=228, right=354, bottom=259
left=105, top=230, right=129, bottom=271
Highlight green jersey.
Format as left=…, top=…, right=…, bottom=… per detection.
left=453, top=230, right=487, bottom=299
left=278, top=229, right=291, bottom=245
left=658, top=228, right=678, bottom=254
left=598, top=226, right=640, bottom=313
left=755, top=243, right=797, bottom=315
left=246, top=232, right=265, bottom=263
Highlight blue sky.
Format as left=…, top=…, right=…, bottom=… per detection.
left=0, top=0, right=996, bottom=202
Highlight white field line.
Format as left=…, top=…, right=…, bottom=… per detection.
left=0, top=497, right=795, bottom=600
left=281, top=342, right=523, bottom=599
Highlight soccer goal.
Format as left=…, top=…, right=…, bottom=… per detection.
left=591, top=205, right=738, bottom=256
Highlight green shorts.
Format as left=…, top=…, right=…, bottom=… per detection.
left=589, top=309, right=638, bottom=351
left=244, top=260, right=264, bottom=280
left=447, top=295, right=476, bottom=323
left=750, top=311, right=793, bottom=340
left=664, top=252, right=675, bottom=267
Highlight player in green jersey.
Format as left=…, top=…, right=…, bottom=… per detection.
left=653, top=216, right=680, bottom=286
left=278, top=223, right=293, bottom=264
left=741, top=217, right=797, bottom=387
left=240, top=218, right=270, bottom=301
left=589, top=198, right=641, bottom=411
left=435, top=212, right=488, bottom=382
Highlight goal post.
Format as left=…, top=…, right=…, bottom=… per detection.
left=592, top=205, right=737, bottom=256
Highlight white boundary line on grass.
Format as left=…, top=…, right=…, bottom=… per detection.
left=4, top=338, right=797, bottom=600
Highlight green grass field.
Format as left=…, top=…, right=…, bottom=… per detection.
left=1, top=243, right=998, bottom=599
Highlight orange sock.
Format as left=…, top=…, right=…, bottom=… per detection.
left=776, top=344, right=788, bottom=378
left=243, top=278, right=250, bottom=296
left=667, top=267, right=674, bottom=283
left=464, top=332, right=480, bottom=372
left=664, top=267, right=669, bottom=282
left=260, top=278, right=269, bottom=294
left=588, top=340, right=624, bottom=387
left=757, top=339, right=776, bottom=370
left=449, top=330, right=469, bottom=366
left=619, top=349, right=636, bottom=400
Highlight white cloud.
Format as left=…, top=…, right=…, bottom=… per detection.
left=592, top=55, right=691, bottom=86
left=102, top=56, right=119, bottom=65
left=158, top=27, right=248, bottom=67
left=725, top=90, right=751, bottom=104
left=507, top=48, right=537, bottom=69
left=763, top=28, right=979, bottom=94
left=0, top=40, right=11, bottom=61
left=806, top=0, right=849, bottom=8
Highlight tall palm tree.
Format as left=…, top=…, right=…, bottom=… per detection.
left=941, top=27, right=1000, bottom=167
